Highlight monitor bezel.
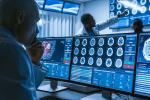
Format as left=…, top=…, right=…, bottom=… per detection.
left=69, top=33, right=138, bottom=95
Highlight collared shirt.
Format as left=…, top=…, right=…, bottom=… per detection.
left=75, top=16, right=118, bottom=36
left=0, top=27, right=47, bottom=100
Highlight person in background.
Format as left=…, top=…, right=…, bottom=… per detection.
left=0, top=0, right=47, bottom=99
left=76, top=11, right=128, bottom=36
left=132, top=18, right=144, bottom=35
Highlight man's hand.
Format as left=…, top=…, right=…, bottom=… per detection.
left=27, top=38, right=44, bottom=65
left=117, top=10, right=128, bottom=18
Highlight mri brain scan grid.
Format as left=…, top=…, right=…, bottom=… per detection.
left=72, top=36, right=125, bottom=69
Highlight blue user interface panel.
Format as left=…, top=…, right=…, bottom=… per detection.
left=44, top=0, right=64, bottom=12
left=62, top=2, right=80, bottom=15
left=71, top=34, right=137, bottom=93
left=135, top=33, right=150, bottom=97
left=35, top=0, right=45, bottom=9
left=40, top=37, right=73, bottom=80
left=109, top=0, right=150, bottom=28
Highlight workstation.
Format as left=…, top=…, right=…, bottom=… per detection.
left=0, top=0, right=150, bottom=100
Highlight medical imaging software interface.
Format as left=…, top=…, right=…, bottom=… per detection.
left=40, top=37, right=73, bottom=80
left=71, top=34, right=137, bottom=93
left=135, top=33, right=150, bottom=97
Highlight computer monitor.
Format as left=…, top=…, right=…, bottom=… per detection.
left=44, top=0, right=64, bottom=12
left=62, top=2, right=80, bottom=15
left=35, top=0, right=45, bottom=9
left=70, top=34, right=137, bottom=93
left=39, top=37, right=73, bottom=80
left=135, top=33, right=150, bottom=98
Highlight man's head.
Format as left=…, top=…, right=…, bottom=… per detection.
left=132, top=18, right=144, bottom=34
left=81, top=13, right=96, bottom=29
left=0, top=0, right=39, bottom=47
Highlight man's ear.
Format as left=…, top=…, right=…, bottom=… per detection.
left=16, top=10, right=25, bottom=25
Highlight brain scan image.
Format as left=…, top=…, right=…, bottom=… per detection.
left=82, top=39, right=87, bottom=46
left=42, top=41, right=56, bottom=60
left=140, top=6, right=147, bottom=13
left=108, top=37, right=114, bottom=46
left=107, top=48, right=113, bottom=57
left=80, top=57, right=86, bottom=65
left=117, top=3, right=122, bottom=10
left=96, top=58, right=102, bottom=67
left=125, top=9, right=130, bottom=16
left=106, top=58, right=112, bottom=67
left=88, top=57, right=94, bottom=65
left=98, top=38, right=104, bottom=46
left=81, top=48, right=86, bottom=56
left=117, top=11, right=121, bottom=15
left=75, top=39, right=80, bottom=46
left=132, top=9, right=137, bottom=15
left=110, top=5, right=115, bottom=11
left=140, top=0, right=147, bottom=5
left=90, top=38, right=96, bottom=46
left=143, top=38, right=150, bottom=61
left=89, top=48, right=95, bottom=56
left=110, top=12, right=115, bottom=18
left=73, top=56, right=78, bottom=64
left=132, top=0, right=138, bottom=4
left=117, top=47, right=124, bottom=57
left=74, top=47, right=79, bottom=55
left=118, top=37, right=124, bottom=46
left=115, top=59, right=123, bottom=68
left=97, top=47, right=103, bottom=56
left=110, top=0, right=115, bottom=4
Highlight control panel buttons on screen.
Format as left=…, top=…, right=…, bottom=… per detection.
left=82, top=39, right=88, bottom=46
left=98, top=38, right=104, bottom=46
left=143, top=38, right=150, bottom=61
left=108, top=37, right=114, bottom=46
left=106, top=58, right=112, bottom=67
left=118, top=37, right=125, bottom=46
left=117, top=47, right=123, bottom=57
left=80, top=57, right=86, bottom=65
left=90, top=38, right=96, bottom=46
left=81, top=48, right=87, bottom=56
left=115, top=59, right=123, bottom=68
left=88, top=57, right=94, bottom=65
left=73, top=56, right=78, bottom=64
left=75, top=39, right=80, bottom=46
left=107, top=48, right=113, bottom=57
left=89, top=48, right=95, bottom=56
left=97, top=47, right=103, bottom=56
left=96, top=58, right=102, bottom=67
left=74, top=47, right=79, bottom=55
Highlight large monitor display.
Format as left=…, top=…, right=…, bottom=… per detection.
left=71, top=34, right=137, bottom=93
left=39, top=37, right=73, bottom=80
left=135, top=33, right=150, bottom=97
left=62, top=2, right=80, bottom=15
left=35, top=0, right=45, bottom=9
left=44, top=0, right=64, bottom=12
left=109, top=0, right=150, bottom=29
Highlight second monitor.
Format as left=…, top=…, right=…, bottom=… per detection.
left=71, top=34, right=137, bottom=93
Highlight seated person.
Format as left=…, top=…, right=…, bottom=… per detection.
left=0, top=0, right=47, bottom=99
left=76, top=11, right=128, bottom=36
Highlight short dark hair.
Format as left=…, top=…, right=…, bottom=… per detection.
left=81, top=13, right=95, bottom=25
left=132, top=18, right=144, bottom=33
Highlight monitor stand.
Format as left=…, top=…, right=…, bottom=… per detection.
left=38, top=80, right=67, bottom=93
left=81, top=90, right=128, bottom=100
